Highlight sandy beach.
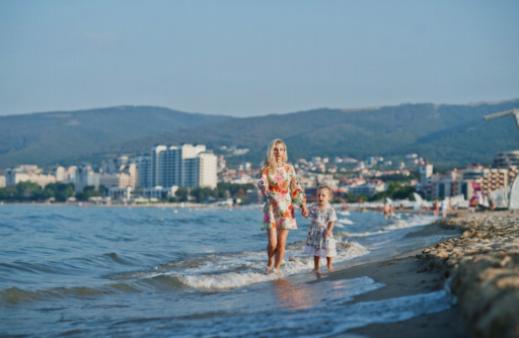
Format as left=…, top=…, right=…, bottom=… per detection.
left=316, top=211, right=519, bottom=338
left=318, top=223, right=473, bottom=338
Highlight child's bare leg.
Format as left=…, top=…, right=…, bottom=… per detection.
left=274, top=229, right=288, bottom=271
left=327, top=257, right=334, bottom=272
left=266, top=228, right=277, bottom=272
left=313, top=256, right=320, bottom=272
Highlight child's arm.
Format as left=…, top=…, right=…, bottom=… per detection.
left=325, top=221, right=335, bottom=238
left=325, top=208, right=337, bottom=237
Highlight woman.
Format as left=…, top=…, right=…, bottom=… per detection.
left=257, top=139, right=309, bottom=273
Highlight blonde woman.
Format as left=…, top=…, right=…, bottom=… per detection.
left=257, top=139, right=308, bottom=274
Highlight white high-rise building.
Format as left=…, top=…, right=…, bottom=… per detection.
left=419, top=164, right=433, bottom=183
left=54, top=166, right=67, bottom=182
left=75, top=165, right=100, bottom=193
left=163, top=146, right=182, bottom=188
left=147, top=144, right=217, bottom=189
left=135, top=156, right=152, bottom=188
left=198, top=152, right=218, bottom=189
left=151, top=145, right=167, bottom=187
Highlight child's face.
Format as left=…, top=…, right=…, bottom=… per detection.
left=317, top=189, right=330, bottom=204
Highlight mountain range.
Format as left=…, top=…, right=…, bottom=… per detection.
left=1, top=99, right=519, bottom=169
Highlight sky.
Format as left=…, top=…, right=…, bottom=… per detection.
left=1, top=0, right=518, bottom=117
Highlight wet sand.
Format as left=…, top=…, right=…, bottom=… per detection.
left=320, top=223, right=474, bottom=338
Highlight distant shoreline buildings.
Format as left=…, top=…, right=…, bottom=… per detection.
left=1, top=145, right=518, bottom=207
left=1, top=144, right=218, bottom=202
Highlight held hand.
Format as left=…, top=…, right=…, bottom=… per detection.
left=301, top=205, right=309, bottom=217
left=325, top=230, right=332, bottom=238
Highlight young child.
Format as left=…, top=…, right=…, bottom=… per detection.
left=304, top=185, right=337, bottom=273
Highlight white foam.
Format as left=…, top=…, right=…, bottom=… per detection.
left=342, top=230, right=389, bottom=238
left=337, top=218, right=354, bottom=226
left=175, top=241, right=369, bottom=291
left=383, top=214, right=436, bottom=231
left=342, top=214, right=437, bottom=238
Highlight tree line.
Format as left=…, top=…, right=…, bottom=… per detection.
left=0, top=181, right=256, bottom=203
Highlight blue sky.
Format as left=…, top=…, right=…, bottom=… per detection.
left=1, top=0, right=518, bottom=116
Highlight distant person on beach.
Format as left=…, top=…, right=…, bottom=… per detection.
left=257, top=139, right=309, bottom=274
left=433, top=200, right=440, bottom=217
left=383, top=198, right=394, bottom=219
left=441, top=198, right=449, bottom=219
left=304, top=185, right=337, bottom=273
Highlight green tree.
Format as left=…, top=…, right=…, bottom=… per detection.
left=16, top=182, right=44, bottom=201
left=191, top=187, right=215, bottom=203
left=76, top=185, right=100, bottom=201
left=44, top=183, right=75, bottom=202
left=174, top=188, right=189, bottom=202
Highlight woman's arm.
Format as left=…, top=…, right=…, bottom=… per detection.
left=257, top=167, right=271, bottom=199
left=288, top=165, right=308, bottom=216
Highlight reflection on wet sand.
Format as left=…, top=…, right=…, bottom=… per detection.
left=272, top=278, right=316, bottom=310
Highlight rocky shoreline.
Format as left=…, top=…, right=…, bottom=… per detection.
left=419, top=211, right=519, bottom=338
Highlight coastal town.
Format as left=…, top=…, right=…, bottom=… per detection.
left=1, top=143, right=518, bottom=210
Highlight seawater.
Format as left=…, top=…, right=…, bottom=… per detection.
left=1, top=205, right=454, bottom=337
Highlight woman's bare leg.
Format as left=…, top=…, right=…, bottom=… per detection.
left=274, top=229, right=289, bottom=271
left=266, top=227, right=278, bottom=272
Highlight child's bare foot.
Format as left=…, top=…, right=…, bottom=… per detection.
left=327, top=266, right=334, bottom=272
left=265, top=265, right=274, bottom=274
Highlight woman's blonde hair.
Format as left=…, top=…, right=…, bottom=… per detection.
left=265, top=138, right=288, bottom=169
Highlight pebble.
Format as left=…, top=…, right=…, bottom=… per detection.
left=422, top=211, right=519, bottom=338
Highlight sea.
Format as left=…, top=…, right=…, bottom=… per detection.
left=1, top=204, right=457, bottom=337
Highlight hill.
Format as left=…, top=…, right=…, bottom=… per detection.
left=0, top=106, right=232, bottom=168
left=1, top=99, right=518, bottom=169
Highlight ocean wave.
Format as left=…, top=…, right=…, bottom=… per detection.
left=343, top=214, right=437, bottom=238
left=336, top=218, right=354, bottom=227
left=175, top=241, right=369, bottom=291
left=106, top=240, right=369, bottom=292
left=0, top=285, right=113, bottom=306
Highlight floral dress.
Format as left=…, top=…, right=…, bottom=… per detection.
left=304, top=204, right=337, bottom=257
left=257, top=164, right=306, bottom=230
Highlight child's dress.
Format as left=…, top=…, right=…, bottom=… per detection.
left=257, top=164, right=306, bottom=230
left=304, top=204, right=337, bottom=257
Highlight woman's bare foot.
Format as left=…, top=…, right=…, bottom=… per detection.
left=327, top=266, right=334, bottom=272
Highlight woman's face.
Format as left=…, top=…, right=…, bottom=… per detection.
left=273, top=143, right=285, bottom=162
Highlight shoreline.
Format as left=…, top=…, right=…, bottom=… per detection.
left=0, top=201, right=257, bottom=209
left=0, top=200, right=435, bottom=214
left=313, top=222, right=474, bottom=338
left=317, top=210, right=519, bottom=338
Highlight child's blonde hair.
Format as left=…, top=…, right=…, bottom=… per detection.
left=317, top=185, right=333, bottom=199
left=265, top=138, right=288, bottom=169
